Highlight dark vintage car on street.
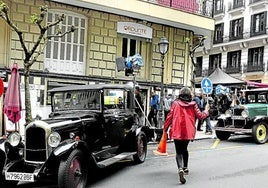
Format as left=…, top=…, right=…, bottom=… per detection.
left=215, top=88, right=268, bottom=144
left=1, top=84, right=150, bottom=188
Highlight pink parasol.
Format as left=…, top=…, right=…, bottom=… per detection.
left=3, top=63, right=22, bottom=124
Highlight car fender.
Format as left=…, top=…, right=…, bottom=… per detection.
left=252, top=115, right=268, bottom=123
left=53, top=142, right=77, bottom=156
left=53, top=140, right=89, bottom=157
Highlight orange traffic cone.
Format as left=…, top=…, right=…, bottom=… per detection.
left=153, top=132, right=168, bottom=156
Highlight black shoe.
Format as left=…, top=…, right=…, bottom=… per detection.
left=197, top=129, right=203, bottom=131
left=178, top=169, right=186, bottom=184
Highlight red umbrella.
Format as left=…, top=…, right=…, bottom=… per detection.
left=3, top=63, right=22, bottom=125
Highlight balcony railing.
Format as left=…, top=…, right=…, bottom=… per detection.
left=195, top=68, right=202, bottom=77
left=228, top=0, right=245, bottom=10
left=246, top=63, right=264, bottom=72
left=249, top=0, right=267, bottom=4
left=214, top=6, right=225, bottom=15
left=143, top=0, right=214, bottom=18
left=226, top=66, right=241, bottom=74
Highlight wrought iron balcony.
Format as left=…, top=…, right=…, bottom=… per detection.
left=228, top=0, right=245, bottom=10
left=195, top=68, right=202, bottom=77
left=144, top=0, right=214, bottom=17
left=225, top=66, right=241, bottom=74
left=246, top=63, right=264, bottom=72
left=249, top=0, right=268, bottom=4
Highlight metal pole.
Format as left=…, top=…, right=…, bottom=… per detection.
left=159, top=54, right=165, bottom=128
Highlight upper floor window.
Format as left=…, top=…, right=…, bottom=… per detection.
left=45, top=10, right=87, bottom=75
left=214, top=0, right=224, bottom=14
left=209, top=54, right=221, bottom=74
left=233, top=0, right=244, bottom=9
left=226, top=50, right=241, bottom=73
left=195, top=57, right=203, bottom=77
left=122, top=38, right=142, bottom=58
left=214, top=23, right=224, bottom=44
left=230, top=18, right=243, bottom=41
left=251, top=11, right=267, bottom=37
left=248, top=47, right=264, bottom=67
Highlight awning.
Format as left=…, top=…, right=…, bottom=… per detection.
left=246, top=81, right=268, bottom=88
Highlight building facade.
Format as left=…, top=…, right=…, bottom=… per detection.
left=0, top=0, right=214, bottom=133
left=195, top=0, right=268, bottom=85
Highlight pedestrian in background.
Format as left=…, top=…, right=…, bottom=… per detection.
left=164, top=93, right=173, bottom=120
left=193, top=90, right=204, bottom=131
left=148, top=90, right=159, bottom=127
left=163, top=87, right=209, bottom=184
left=239, top=91, right=246, bottom=105
left=202, top=94, right=213, bottom=135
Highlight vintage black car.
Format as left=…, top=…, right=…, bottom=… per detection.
left=215, top=88, right=268, bottom=144
left=1, top=84, right=150, bottom=187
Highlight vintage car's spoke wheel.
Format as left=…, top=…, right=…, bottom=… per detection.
left=58, top=149, right=88, bottom=188
left=215, top=131, right=231, bottom=140
left=133, top=132, right=147, bottom=164
left=252, top=122, right=268, bottom=144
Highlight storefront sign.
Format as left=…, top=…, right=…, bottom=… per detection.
left=117, top=22, right=152, bottom=39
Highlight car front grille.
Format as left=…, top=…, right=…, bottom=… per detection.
left=25, top=127, right=47, bottom=162
left=233, top=108, right=243, bottom=115
left=225, top=109, right=246, bottom=128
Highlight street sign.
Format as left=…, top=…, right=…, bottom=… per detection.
left=215, top=84, right=222, bottom=95
left=201, top=77, right=213, bottom=94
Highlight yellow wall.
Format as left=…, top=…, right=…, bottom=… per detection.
left=0, top=0, right=195, bottom=87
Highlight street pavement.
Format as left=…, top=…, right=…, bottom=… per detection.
left=195, top=119, right=217, bottom=140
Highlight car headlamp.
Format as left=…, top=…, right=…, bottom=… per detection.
left=241, top=110, right=249, bottom=118
left=7, top=132, right=21, bottom=147
left=48, top=132, right=61, bottom=147
left=225, top=110, right=231, bottom=118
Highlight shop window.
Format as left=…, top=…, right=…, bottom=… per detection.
left=121, top=38, right=142, bottom=58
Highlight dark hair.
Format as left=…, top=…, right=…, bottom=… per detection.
left=178, top=87, right=192, bottom=102
left=135, top=86, right=140, bottom=91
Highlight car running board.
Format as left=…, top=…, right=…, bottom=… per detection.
left=97, top=152, right=136, bottom=168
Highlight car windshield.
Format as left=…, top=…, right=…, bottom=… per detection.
left=52, top=90, right=101, bottom=111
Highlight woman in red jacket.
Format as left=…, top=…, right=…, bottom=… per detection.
left=163, top=87, right=209, bottom=184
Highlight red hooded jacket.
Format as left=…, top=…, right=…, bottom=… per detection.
left=163, top=100, right=209, bottom=140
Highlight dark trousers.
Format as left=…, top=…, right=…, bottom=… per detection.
left=197, top=119, right=203, bottom=130
left=174, top=140, right=190, bottom=170
left=164, top=110, right=170, bottom=120
left=148, top=108, right=158, bottom=127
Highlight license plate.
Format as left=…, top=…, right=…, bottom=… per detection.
left=5, top=172, right=34, bottom=182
